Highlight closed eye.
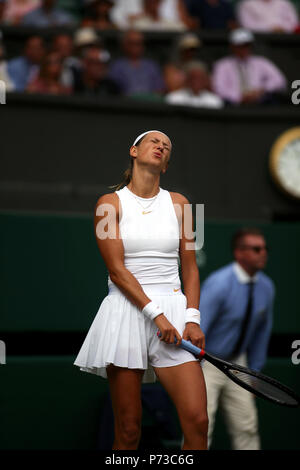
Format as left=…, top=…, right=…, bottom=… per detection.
left=151, top=139, right=170, bottom=151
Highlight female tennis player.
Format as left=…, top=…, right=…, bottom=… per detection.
left=74, top=130, right=208, bottom=450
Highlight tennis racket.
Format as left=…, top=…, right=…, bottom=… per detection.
left=157, top=332, right=300, bottom=407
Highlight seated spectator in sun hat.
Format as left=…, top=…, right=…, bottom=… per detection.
left=166, top=60, right=224, bottom=108
left=212, top=28, right=287, bottom=105
left=22, top=0, right=76, bottom=26
left=237, top=0, right=299, bottom=33
left=171, top=32, right=203, bottom=69
left=59, top=27, right=109, bottom=88
left=73, top=45, right=120, bottom=97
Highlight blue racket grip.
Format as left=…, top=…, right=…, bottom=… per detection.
left=157, top=331, right=204, bottom=358
left=180, top=338, right=203, bottom=357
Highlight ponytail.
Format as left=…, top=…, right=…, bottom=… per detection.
left=108, top=157, right=134, bottom=191
left=108, top=135, right=146, bottom=191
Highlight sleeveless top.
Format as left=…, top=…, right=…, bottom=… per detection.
left=107, top=185, right=181, bottom=287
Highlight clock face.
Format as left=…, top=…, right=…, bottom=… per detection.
left=270, top=128, right=300, bottom=200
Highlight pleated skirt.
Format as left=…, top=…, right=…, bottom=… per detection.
left=73, top=283, right=197, bottom=383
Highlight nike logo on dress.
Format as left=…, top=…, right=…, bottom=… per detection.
left=173, top=288, right=180, bottom=292
left=142, top=211, right=152, bottom=214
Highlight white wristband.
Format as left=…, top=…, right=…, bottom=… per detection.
left=142, top=301, right=164, bottom=321
left=185, top=308, right=201, bottom=325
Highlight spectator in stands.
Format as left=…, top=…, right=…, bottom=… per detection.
left=62, top=27, right=110, bottom=89
left=73, top=26, right=104, bottom=52
left=26, top=50, right=72, bottom=94
left=0, top=30, right=15, bottom=90
left=110, top=0, right=197, bottom=30
left=22, top=0, right=76, bottom=26
left=51, top=33, right=80, bottom=88
left=73, top=45, right=120, bottom=97
left=200, top=227, right=275, bottom=449
left=184, top=0, right=237, bottom=30
left=212, top=28, right=287, bottom=105
left=237, top=0, right=299, bottom=33
left=109, top=30, right=165, bottom=96
left=81, top=0, right=117, bottom=30
left=7, top=35, right=45, bottom=91
left=165, top=60, right=223, bottom=108
left=1, top=0, right=39, bottom=25
left=163, top=63, right=186, bottom=93
left=131, top=0, right=194, bottom=31
left=51, top=33, right=75, bottom=64
left=173, top=32, right=203, bottom=68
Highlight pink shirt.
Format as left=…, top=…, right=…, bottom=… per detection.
left=212, top=55, right=287, bottom=103
left=237, top=0, right=299, bottom=32
left=3, top=0, right=40, bottom=24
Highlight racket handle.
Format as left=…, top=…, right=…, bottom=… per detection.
left=157, top=331, right=204, bottom=359
left=180, top=339, right=203, bottom=358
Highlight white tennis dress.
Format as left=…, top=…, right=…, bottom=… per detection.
left=73, top=185, right=197, bottom=383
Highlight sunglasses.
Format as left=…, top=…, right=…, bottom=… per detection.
left=240, top=245, right=268, bottom=253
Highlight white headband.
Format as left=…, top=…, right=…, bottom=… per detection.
left=132, top=130, right=171, bottom=147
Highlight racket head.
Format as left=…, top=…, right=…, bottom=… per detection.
left=205, top=352, right=300, bottom=408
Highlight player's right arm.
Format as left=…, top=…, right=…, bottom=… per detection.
left=94, top=193, right=181, bottom=344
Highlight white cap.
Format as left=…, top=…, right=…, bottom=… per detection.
left=229, top=28, right=254, bottom=45
left=132, top=130, right=171, bottom=147
left=74, top=27, right=101, bottom=47
left=178, top=33, right=202, bottom=50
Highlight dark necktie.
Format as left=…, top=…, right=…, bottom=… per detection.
left=231, top=281, right=254, bottom=359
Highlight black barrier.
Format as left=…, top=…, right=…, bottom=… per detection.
left=1, top=93, right=300, bottom=220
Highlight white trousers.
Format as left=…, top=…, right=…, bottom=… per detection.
left=202, top=354, right=260, bottom=450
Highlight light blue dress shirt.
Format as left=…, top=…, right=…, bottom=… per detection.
left=200, top=261, right=275, bottom=371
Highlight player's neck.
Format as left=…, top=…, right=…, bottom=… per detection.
left=127, top=176, right=160, bottom=199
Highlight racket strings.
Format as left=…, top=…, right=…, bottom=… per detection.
left=228, top=368, right=299, bottom=406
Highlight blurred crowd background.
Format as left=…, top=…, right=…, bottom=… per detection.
left=0, top=0, right=300, bottom=106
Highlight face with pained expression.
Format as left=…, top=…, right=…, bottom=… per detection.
left=130, top=132, right=172, bottom=175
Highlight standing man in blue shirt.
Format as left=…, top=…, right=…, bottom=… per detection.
left=200, top=227, right=275, bottom=449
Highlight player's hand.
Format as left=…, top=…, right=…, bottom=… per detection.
left=183, top=323, right=205, bottom=350
left=154, top=314, right=182, bottom=346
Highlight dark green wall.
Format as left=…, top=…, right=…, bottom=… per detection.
left=1, top=212, right=299, bottom=334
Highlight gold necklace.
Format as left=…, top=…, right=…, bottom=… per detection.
left=126, top=187, right=160, bottom=214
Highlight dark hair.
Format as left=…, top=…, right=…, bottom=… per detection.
left=108, top=135, right=146, bottom=191
left=231, top=227, right=265, bottom=251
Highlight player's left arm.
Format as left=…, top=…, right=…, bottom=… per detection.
left=171, top=192, right=205, bottom=349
